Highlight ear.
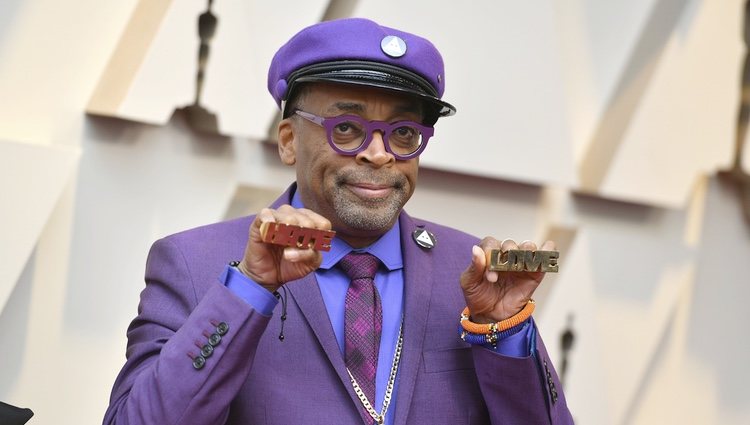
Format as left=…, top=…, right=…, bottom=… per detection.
left=277, top=118, right=296, bottom=165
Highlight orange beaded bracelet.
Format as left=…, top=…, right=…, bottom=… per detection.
left=460, top=299, right=535, bottom=334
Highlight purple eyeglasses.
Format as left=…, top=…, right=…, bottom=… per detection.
left=294, top=110, right=434, bottom=160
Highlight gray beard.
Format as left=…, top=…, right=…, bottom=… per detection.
left=331, top=172, right=408, bottom=232
left=333, top=193, right=404, bottom=231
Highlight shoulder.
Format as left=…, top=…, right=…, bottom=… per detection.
left=141, top=216, right=256, bottom=302
left=161, top=215, right=254, bottom=248
left=149, top=215, right=255, bottom=271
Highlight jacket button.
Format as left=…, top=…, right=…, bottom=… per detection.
left=192, top=355, right=206, bottom=370
left=216, top=322, right=229, bottom=335
left=201, top=344, right=214, bottom=358
left=208, top=333, right=222, bottom=347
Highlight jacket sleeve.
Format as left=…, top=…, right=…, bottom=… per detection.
left=103, top=237, right=271, bottom=425
left=472, top=321, right=575, bottom=425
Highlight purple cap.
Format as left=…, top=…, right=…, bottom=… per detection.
left=268, top=18, right=456, bottom=121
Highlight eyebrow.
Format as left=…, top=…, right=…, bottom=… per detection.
left=327, top=102, right=365, bottom=114
left=326, top=101, right=423, bottom=117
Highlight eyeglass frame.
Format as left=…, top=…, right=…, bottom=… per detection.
left=293, top=109, right=435, bottom=160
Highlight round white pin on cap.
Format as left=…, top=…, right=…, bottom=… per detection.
left=381, top=35, right=407, bottom=58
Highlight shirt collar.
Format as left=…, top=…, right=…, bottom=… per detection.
left=290, top=189, right=403, bottom=271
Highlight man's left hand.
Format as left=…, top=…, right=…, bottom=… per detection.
left=459, top=238, right=556, bottom=323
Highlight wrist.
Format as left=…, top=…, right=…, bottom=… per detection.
left=460, top=300, right=535, bottom=334
left=233, top=260, right=279, bottom=293
left=472, top=303, right=525, bottom=323
left=458, top=301, right=535, bottom=350
left=471, top=312, right=502, bottom=324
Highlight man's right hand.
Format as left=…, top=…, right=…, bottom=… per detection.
left=238, top=205, right=332, bottom=293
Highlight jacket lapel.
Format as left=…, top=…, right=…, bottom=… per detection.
left=286, top=276, right=370, bottom=422
left=393, top=213, right=435, bottom=425
left=270, top=184, right=372, bottom=423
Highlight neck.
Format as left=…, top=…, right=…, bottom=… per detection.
left=334, top=215, right=400, bottom=249
left=337, top=233, right=382, bottom=249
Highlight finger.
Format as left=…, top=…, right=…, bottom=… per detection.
left=251, top=208, right=279, bottom=241
left=485, top=269, right=498, bottom=283
left=256, top=208, right=277, bottom=226
left=519, top=240, right=538, bottom=251
left=471, top=245, right=498, bottom=283
left=474, top=239, right=499, bottom=283
left=283, top=246, right=321, bottom=263
left=296, top=208, right=332, bottom=230
left=461, top=245, right=488, bottom=290
left=500, top=238, right=518, bottom=251
left=273, top=204, right=306, bottom=227
left=479, top=236, right=502, bottom=283
left=540, top=240, right=557, bottom=251
left=274, top=205, right=330, bottom=231
left=478, top=236, right=502, bottom=251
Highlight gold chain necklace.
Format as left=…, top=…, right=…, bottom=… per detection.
left=346, top=320, right=404, bottom=425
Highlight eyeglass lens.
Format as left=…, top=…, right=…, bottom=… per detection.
left=328, top=117, right=424, bottom=156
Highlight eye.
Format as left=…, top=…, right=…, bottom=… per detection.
left=334, top=122, right=353, bottom=133
left=393, top=126, right=417, bottom=139
left=329, top=118, right=365, bottom=145
left=390, top=126, right=420, bottom=145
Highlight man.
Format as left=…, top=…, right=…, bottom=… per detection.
left=104, top=18, right=573, bottom=425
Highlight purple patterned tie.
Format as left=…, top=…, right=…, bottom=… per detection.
left=339, top=252, right=382, bottom=407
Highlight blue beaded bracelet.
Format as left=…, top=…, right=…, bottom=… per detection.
left=495, top=320, right=529, bottom=339
left=458, top=320, right=529, bottom=348
left=458, top=325, right=495, bottom=345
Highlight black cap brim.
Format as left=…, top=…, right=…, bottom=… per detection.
left=282, top=61, right=456, bottom=121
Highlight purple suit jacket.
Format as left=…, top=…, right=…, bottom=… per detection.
left=104, top=186, right=573, bottom=424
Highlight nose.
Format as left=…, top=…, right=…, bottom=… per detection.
left=356, top=130, right=395, bottom=167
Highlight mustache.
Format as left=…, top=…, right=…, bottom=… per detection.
left=335, top=170, right=406, bottom=189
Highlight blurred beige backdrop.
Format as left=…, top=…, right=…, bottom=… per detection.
left=1, top=0, right=748, bottom=423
